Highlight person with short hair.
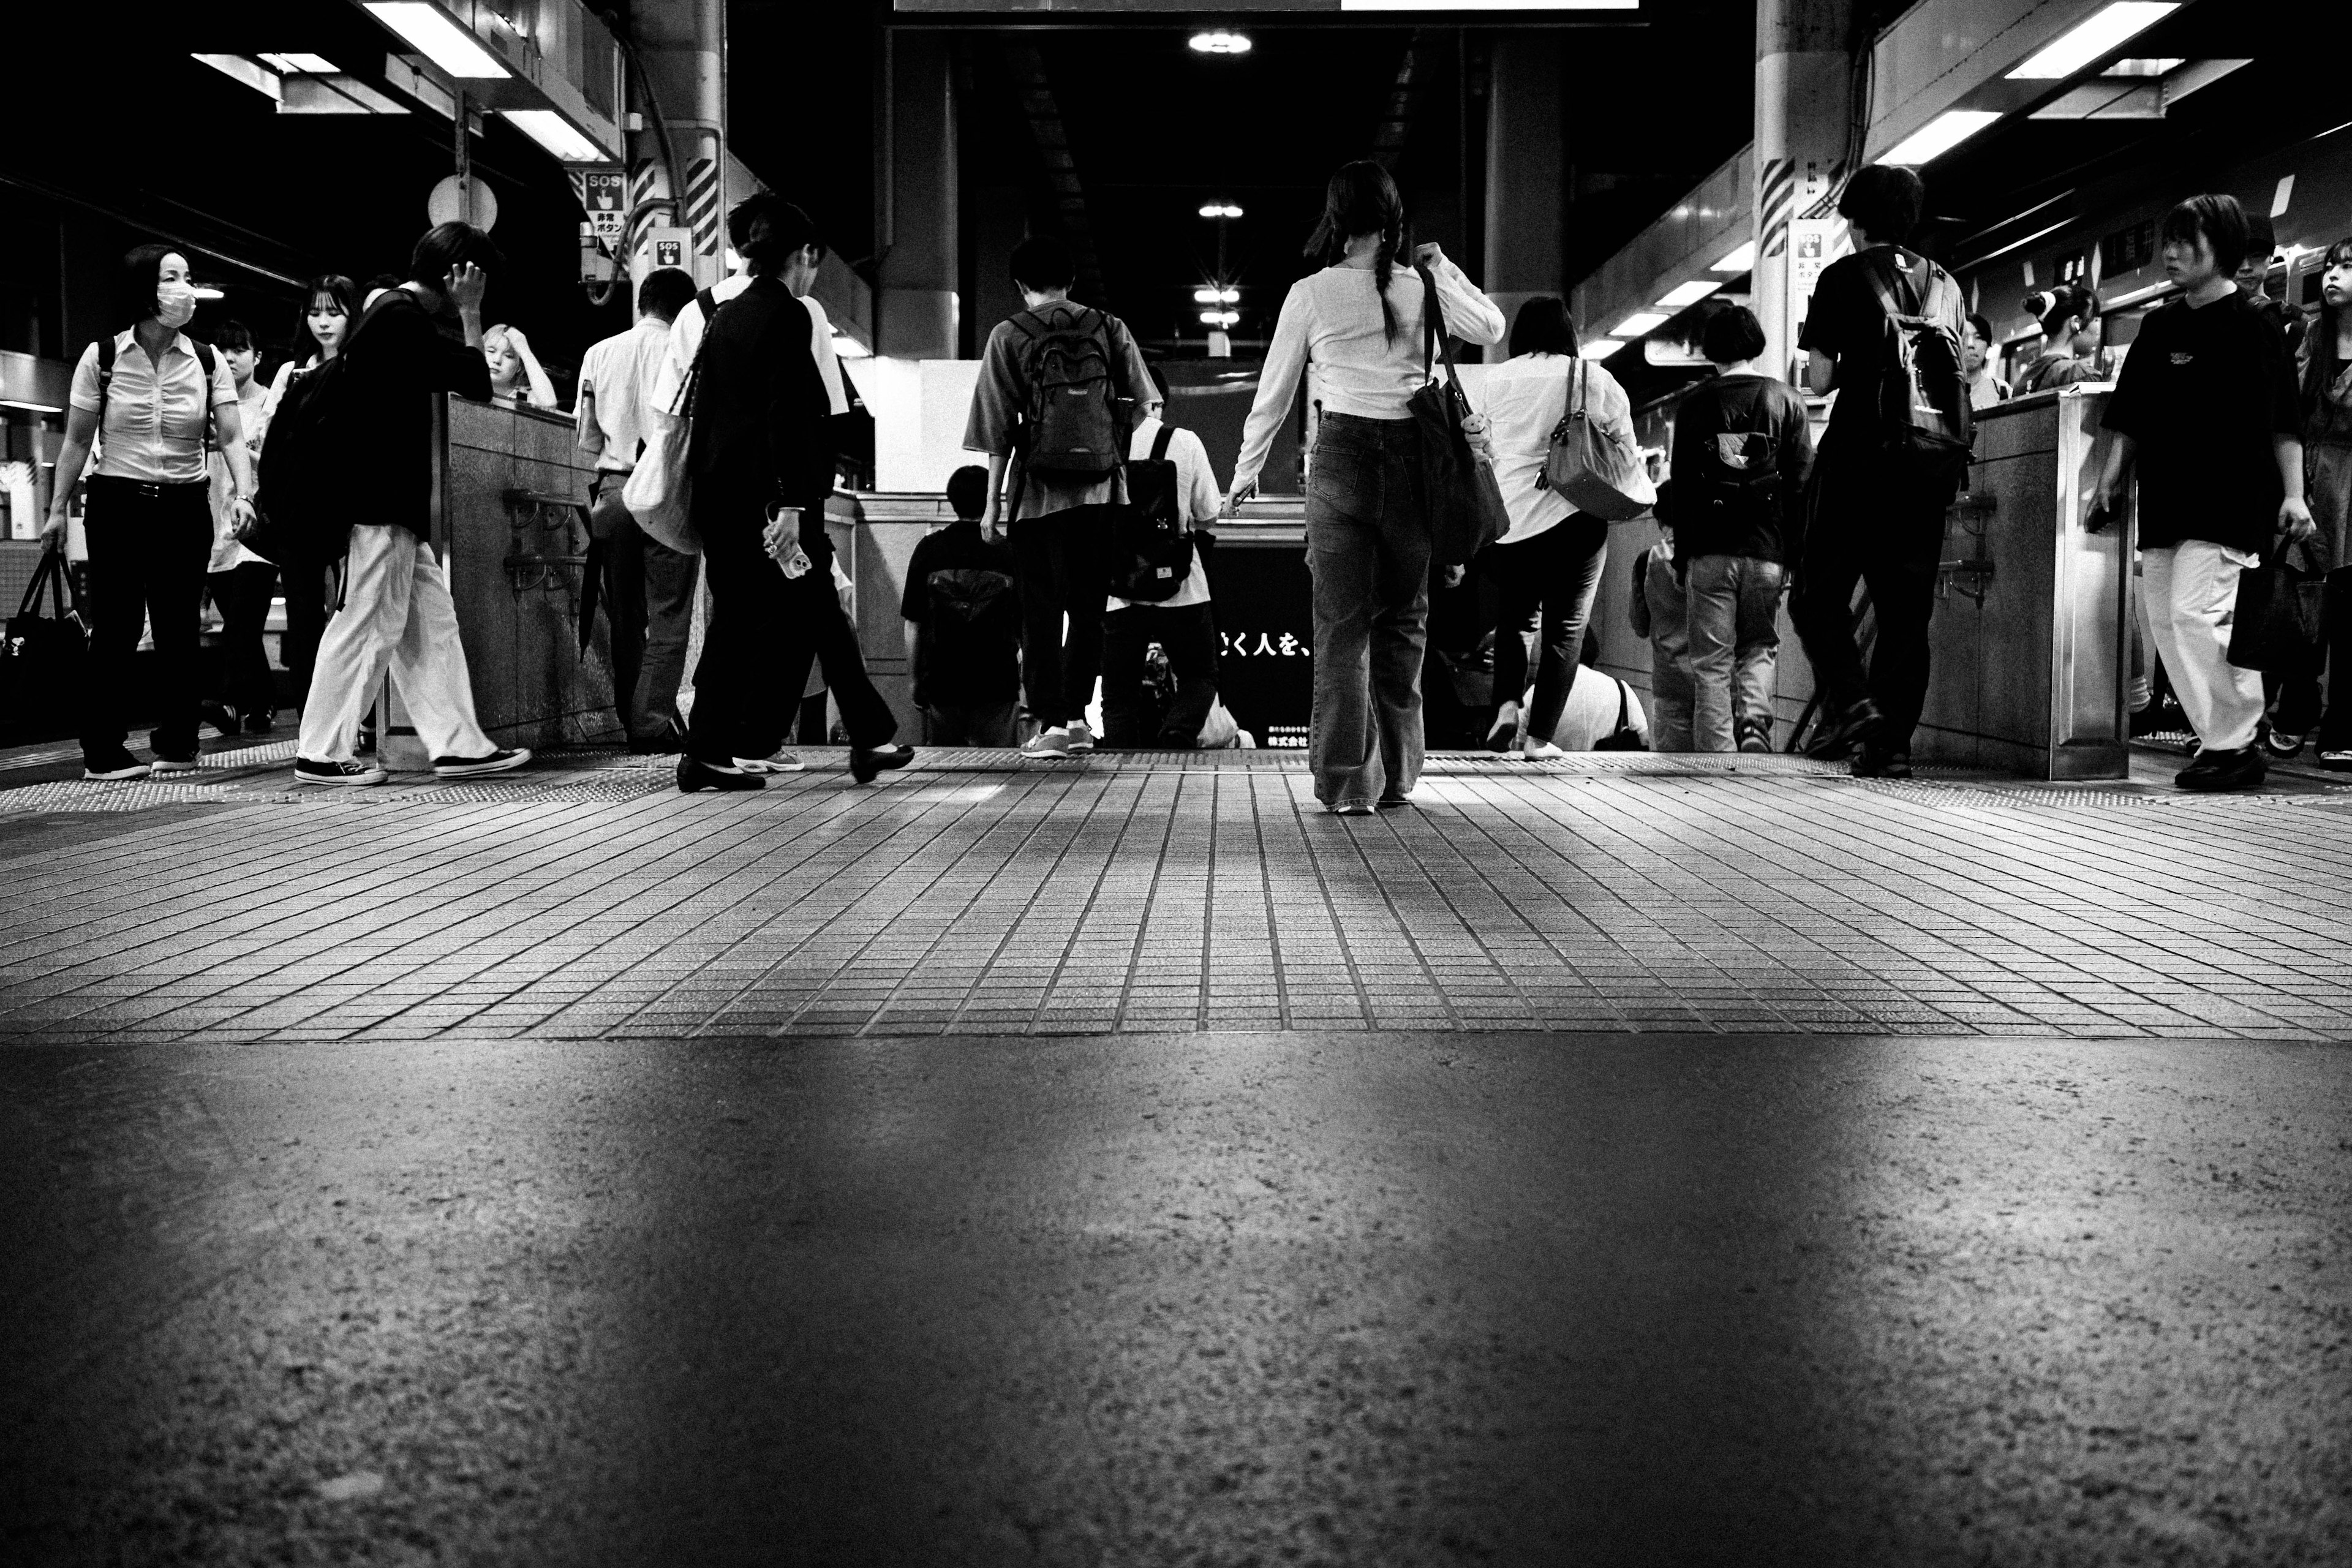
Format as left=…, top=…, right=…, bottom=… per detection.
left=1790, top=163, right=1968, bottom=778
left=1100, top=368, right=1225, bottom=748
left=902, top=466, right=1022, bottom=747
left=578, top=266, right=699, bottom=752
left=2094, top=193, right=2312, bottom=793
left=40, top=244, right=259, bottom=780
left=1670, top=304, right=1813, bottom=752
left=2016, top=287, right=2102, bottom=395
left=2237, top=211, right=2304, bottom=352
left=483, top=323, right=559, bottom=410
left=1964, top=313, right=2010, bottom=410
left=292, top=222, right=530, bottom=786
left=963, top=233, right=1157, bottom=760
left=202, top=318, right=280, bottom=736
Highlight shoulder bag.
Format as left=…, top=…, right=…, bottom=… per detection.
left=1405, top=265, right=1511, bottom=565
left=1541, top=358, right=1653, bottom=521
left=2, top=546, right=88, bottom=732
left=2226, top=530, right=2328, bottom=674
left=620, top=286, right=720, bottom=556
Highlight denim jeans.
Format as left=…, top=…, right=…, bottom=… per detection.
left=1683, top=554, right=1786, bottom=751
left=1642, top=550, right=1694, bottom=753
left=1485, top=518, right=1608, bottom=742
left=1304, top=412, right=1432, bottom=806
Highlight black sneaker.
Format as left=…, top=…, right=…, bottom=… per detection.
left=82, top=750, right=151, bottom=782
left=355, top=726, right=376, bottom=756
left=432, top=748, right=532, bottom=778
left=1806, top=701, right=1881, bottom=761
left=200, top=701, right=241, bottom=737
left=2260, top=727, right=2305, bottom=761
left=294, top=757, right=387, bottom=787
left=2175, top=747, right=2266, bottom=793
left=244, top=711, right=277, bottom=735
left=1850, top=744, right=1912, bottom=780
left=678, top=755, right=763, bottom=792
left=850, top=744, right=914, bottom=784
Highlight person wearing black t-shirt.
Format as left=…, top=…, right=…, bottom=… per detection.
left=2095, top=194, right=2314, bottom=793
left=1791, top=165, right=1967, bottom=778
left=902, top=466, right=1022, bottom=746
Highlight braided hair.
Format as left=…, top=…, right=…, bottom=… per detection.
left=1305, top=160, right=1409, bottom=344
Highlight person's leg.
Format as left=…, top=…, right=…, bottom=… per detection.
left=385, top=533, right=498, bottom=760
left=633, top=538, right=697, bottom=742
left=1061, top=519, right=1110, bottom=733
left=1303, top=434, right=1384, bottom=807
left=1010, top=516, right=1069, bottom=729
left=1732, top=557, right=1787, bottom=750
left=76, top=482, right=148, bottom=765
left=298, top=525, right=410, bottom=763
left=603, top=513, right=649, bottom=739
left=1485, top=541, right=1541, bottom=745
left=1858, top=548, right=1941, bottom=755
left=1791, top=526, right=1869, bottom=725
left=682, top=507, right=777, bottom=766
left=2161, top=541, right=2264, bottom=753
left=214, top=561, right=279, bottom=723
left=1370, top=431, right=1434, bottom=798
left=138, top=486, right=213, bottom=762
left=973, top=698, right=1019, bottom=747
left=794, top=563, right=897, bottom=749
left=1155, top=602, right=1221, bottom=747
left=1099, top=606, right=1151, bottom=745
left=2320, top=567, right=2352, bottom=755
left=282, top=562, right=328, bottom=717
left=1681, top=554, right=1741, bottom=752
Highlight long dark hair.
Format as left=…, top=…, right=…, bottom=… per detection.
left=292, top=274, right=360, bottom=364
left=1509, top=296, right=1578, bottom=356
left=2305, top=236, right=2352, bottom=417
left=1305, top=160, right=1408, bottom=343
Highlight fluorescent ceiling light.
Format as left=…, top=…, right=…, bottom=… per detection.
left=1188, top=31, right=1252, bottom=55
left=0, top=399, right=67, bottom=415
left=1712, top=241, right=1755, bottom=273
left=1611, top=312, right=1669, bottom=337
left=2007, top=2, right=2177, bottom=80
left=505, top=108, right=604, bottom=163
left=1879, top=110, right=2001, bottom=167
left=191, top=286, right=226, bottom=301
left=193, top=54, right=281, bottom=100
left=1199, top=203, right=1243, bottom=219
left=261, top=52, right=337, bottom=74
left=2103, top=56, right=2184, bottom=77
left=1582, top=339, right=1624, bottom=359
left=1657, top=280, right=1721, bottom=309
left=1199, top=311, right=1239, bottom=327
left=364, top=2, right=510, bottom=78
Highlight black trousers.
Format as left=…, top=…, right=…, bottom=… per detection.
left=686, top=486, right=895, bottom=764
left=1483, top=518, right=1609, bottom=741
left=1101, top=600, right=1219, bottom=747
left=1790, top=451, right=1956, bottom=752
left=208, top=560, right=279, bottom=721
left=1009, top=511, right=1109, bottom=729
left=593, top=474, right=696, bottom=744
left=281, top=560, right=333, bottom=714
left=80, top=477, right=211, bottom=763
left=2266, top=567, right=2352, bottom=747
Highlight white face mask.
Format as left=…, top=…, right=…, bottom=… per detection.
left=154, top=279, right=197, bottom=330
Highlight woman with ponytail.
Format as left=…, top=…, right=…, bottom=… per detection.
left=1230, top=160, right=1505, bottom=812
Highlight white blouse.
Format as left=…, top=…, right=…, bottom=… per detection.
left=1474, top=353, right=1642, bottom=545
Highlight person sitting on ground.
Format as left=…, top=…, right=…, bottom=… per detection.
left=1964, top=313, right=2010, bottom=410
left=1101, top=367, right=1224, bottom=748
left=903, top=465, right=1022, bottom=747
left=483, top=323, right=559, bottom=409
left=2093, top=192, right=2312, bottom=794
left=291, top=222, right=531, bottom=786
left=1669, top=304, right=1812, bottom=753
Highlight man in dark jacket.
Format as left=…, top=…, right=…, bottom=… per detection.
left=1670, top=305, right=1814, bottom=752
left=292, top=222, right=529, bottom=786
left=677, top=194, right=910, bottom=791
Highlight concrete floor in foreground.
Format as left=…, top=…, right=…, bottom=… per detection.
left=1, top=746, right=2348, bottom=1565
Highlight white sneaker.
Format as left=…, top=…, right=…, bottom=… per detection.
left=1020, top=728, right=1072, bottom=760
left=1066, top=722, right=1096, bottom=753
left=732, top=752, right=807, bottom=775
left=1520, top=741, right=1567, bottom=761
left=148, top=754, right=200, bottom=775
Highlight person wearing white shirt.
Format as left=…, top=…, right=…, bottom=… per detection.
left=202, top=319, right=279, bottom=736
left=1102, top=373, right=1225, bottom=747
left=1231, top=160, right=1505, bottom=812
left=578, top=267, right=698, bottom=751
left=1474, top=298, right=1649, bottom=759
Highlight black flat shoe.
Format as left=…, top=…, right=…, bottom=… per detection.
left=678, top=755, right=763, bottom=793
left=1850, top=744, right=1912, bottom=780
left=850, top=745, right=914, bottom=784
left=200, top=701, right=240, bottom=737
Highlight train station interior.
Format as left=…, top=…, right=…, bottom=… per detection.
left=2, top=1, right=2349, bottom=1563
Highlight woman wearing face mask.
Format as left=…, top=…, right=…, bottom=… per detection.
left=42, top=245, right=258, bottom=780
left=483, top=323, right=559, bottom=410
left=260, top=274, right=360, bottom=720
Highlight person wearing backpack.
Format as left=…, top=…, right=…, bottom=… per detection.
left=1100, top=370, right=1224, bottom=748
left=963, top=234, right=1156, bottom=760
left=1229, top=161, right=1507, bottom=812
left=1670, top=305, right=1814, bottom=752
left=2091, top=194, right=2313, bottom=794
left=39, top=244, right=258, bottom=780
left=288, top=224, right=530, bottom=786
left=902, top=466, right=1020, bottom=746
left=1790, top=164, right=1972, bottom=779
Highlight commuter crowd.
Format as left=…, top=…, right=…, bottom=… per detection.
left=34, top=159, right=2352, bottom=800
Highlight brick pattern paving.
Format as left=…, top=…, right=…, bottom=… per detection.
left=2, top=749, right=2350, bottom=1042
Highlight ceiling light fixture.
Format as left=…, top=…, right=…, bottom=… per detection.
left=1878, top=109, right=2002, bottom=167
left=2006, top=2, right=2177, bottom=80
left=2102, top=56, right=2184, bottom=77
left=363, top=2, right=510, bottom=78
left=1712, top=241, right=1756, bottom=273
left=1582, top=339, right=1624, bottom=358
left=1611, top=312, right=1669, bottom=338
left=503, top=108, right=605, bottom=163
left=260, top=51, right=337, bottom=74
left=192, top=286, right=226, bottom=301
left=1341, top=1, right=1636, bottom=10
left=1657, top=280, right=1721, bottom=309
left=1188, top=31, right=1253, bottom=55
left=1199, top=310, right=1240, bottom=327
left=1199, top=203, right=1244, bottom=220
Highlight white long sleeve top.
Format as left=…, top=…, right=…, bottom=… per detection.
left=1233, top=254, right=1506, bottom=494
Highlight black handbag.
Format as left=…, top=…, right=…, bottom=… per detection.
left=1405, top=265, right=1510, bottom=566
left=3, top=546, right=89, bottom=729
left=2226, top=533, right=2327, bottom=674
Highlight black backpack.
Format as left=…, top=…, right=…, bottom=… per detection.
left=920, top=564, right=1017, bottom=704
left=1109, top=424, right=1193, bottom=603
left=1012, top=307, right=1124, bottom=476
left=1862, top=250, right=1973, bottom=481
left=1691, top=422, right=1784, bottom=535
left=247, top=355, right=354, bottom=568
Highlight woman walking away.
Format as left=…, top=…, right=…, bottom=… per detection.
left=2295, top=238, right=2352, bottom=769
left=1475, top=296, right=1645, bottom=760
left=483, top=324, right=559, bottom=410
left=41, top=244, right=258, bottom=780
left=1229, top=160, right=1505, bottom=812
left=263, top=276, right=360, bottom=719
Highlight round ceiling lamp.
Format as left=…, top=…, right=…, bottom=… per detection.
left=1188, top=31, right=1252, bottom=56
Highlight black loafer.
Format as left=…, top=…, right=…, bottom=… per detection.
left=678, top=755, right=763, bottom=792
left=850, top=745, right=914, bottom=784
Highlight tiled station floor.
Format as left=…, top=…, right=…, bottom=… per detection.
left=3, top=739, right=2351, bottom=1044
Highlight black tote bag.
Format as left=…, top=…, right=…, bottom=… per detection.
left=2226, top=533, right=2327, bottom=674
left=1404, top=265, right=1510, bottom=566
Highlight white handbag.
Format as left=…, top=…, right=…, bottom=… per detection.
left=621, top=388, right=699, bottom=556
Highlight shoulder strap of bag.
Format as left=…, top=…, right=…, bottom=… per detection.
left=1417, top=263, right=1466, bottom=388
left=1150, top=423, right=1174, bottom=463
left=95, top=337, right=115, bottom=429
left=1613, top=680, right=1632, bottom=738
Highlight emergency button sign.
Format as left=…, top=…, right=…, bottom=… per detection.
left=582, top=170, right=626, bottom=244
